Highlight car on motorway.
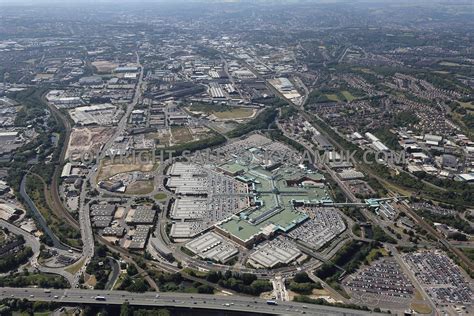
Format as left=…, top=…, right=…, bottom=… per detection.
left=94, top=296, right=106, bottom=301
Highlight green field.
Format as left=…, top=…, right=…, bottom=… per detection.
left=439, top=61, right=470, bottom=67
left=458, top=100, right=474, bottom=110
left=189, top=103, right=255, bottom=120
left=308, top=89, right=361, bottom=104
left=154, top=192, right=168, bottom=201
left=325, top=94, right=340, bottom=102
left=340, top=91, right=356, bottom=102
left=323, top=91, right=357, bottom=102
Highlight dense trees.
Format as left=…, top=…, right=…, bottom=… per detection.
left=372, top=225, right=397, bottom=244
left=118, top=276, right=150, bottom=293
left=227, top=108, right=278, bottom=138
left=203, top=271, right=272, bottom=295
left=287, top=272, right=322, bottom=295
left=0, top=271, right=68, bottom=288
left=294, top=295, right=370, bottom=311
left=315, top=241, right=378, bottom=283
left=419, top=210, right=473, bottom=235
left=0, top=246, right=33, bottom=273
left=168, top=133, right=226, bottom=156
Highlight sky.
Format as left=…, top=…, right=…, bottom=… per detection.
left=0, top=0, right=457, bottom=6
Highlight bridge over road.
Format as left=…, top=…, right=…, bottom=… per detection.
left=0, top=287, right=386, bottom=316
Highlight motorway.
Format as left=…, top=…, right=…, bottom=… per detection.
left=0, top=287, right=386, bottom=316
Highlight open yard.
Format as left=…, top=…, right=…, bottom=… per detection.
left=91, top=60, right=119, bottom=73
left=125, top=180, right=155, bottom=195
left=97, top=159, right=157, bottom=182
left=212, top=107, right=256, bottom=120
left=411, top=302, right=432, bottom=314
left=146, top=130, right=171, bottom=147
left=66, top=127, right=116, bottom=160
left=170, top=126, right=194, bottom=144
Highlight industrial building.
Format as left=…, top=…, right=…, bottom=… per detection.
left=125, top=205, right=157, bottom=225
left=248, top=237, right=302, bottom=269
left=184, top=232, right=238, bottom=263
left=90, top=204, right=117, bottom=217
left=126, top=225, right=151, bottom=250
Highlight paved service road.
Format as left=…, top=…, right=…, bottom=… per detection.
left=0, top=220, right=75, bottom=285
left=0, top=287, right=386, bottom=316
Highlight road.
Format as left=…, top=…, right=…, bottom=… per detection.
left=105, top=257, right=121, bottom=290
left=399, top=199, right=474, bottom=271
left=262, top=62, right=472, bottom=272
left=271, top=276, right=289, bottom=302
left=0, top=219, right=75, bottom=285
left=0, top=287, right=387, bottom=316
left=388, top=245, right=436, bottom=316
left=37, top=52, right=147, bottom=288
left=19, top=174, right=69, bottom=251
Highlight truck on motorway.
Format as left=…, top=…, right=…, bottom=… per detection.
left=266, top=300, right=278, bottom=305
left=95, top=296, right=106, bottom=301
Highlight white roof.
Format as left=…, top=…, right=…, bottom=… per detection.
left=458, top=173, right=474, bottom=181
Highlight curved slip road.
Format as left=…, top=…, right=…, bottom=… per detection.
left=0, top=219, right=75, bottom=285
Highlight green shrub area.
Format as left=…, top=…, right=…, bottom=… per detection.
left=167, top=133, right=226, bottom=156
left=267, top=129, right=307, bottom=153
left=419, top=209, right=473, bottom=235
left=12, top=87, right=50, bottom=127
left=372, top=225, right=397, bottom=243
left=294, top=295, right=370, bottom=311
left=393, top=111, right=420, bottom=128
left=192, top=270, right=272, bottom=296
left=227, top=108, right=277, bottom=138
left=216, top=271, right=272, bottom=296
left=287, top=272, right=322, bottom=295
left=188, top=102, right=233, bottom=113
left=117, top=275, right=151, bottom=293
left=315, top=241, right=378, bottom=283
left=0, top=271, right=68, bottom=288
left=0, top=245, right=33, bottom=273
left=148, top=271, right=214, bottom=294
left=0, top=299, right=62, bottom=316
left=25, top=175, right=82, bottom=248
left=372, top=128, right=402, bottom=150
left=119, top=303, right=171, bottom=316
